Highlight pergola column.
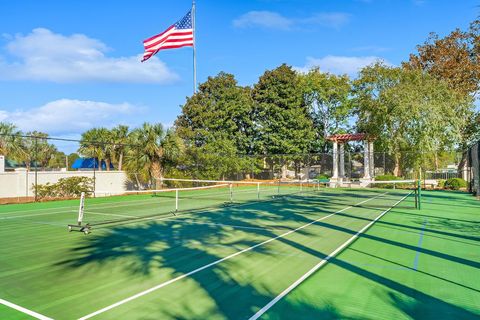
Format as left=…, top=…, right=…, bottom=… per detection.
left=369, top=141, right=375, bottom=178
left=339, top=143, right=345, bottom=179
left=332, top=141, right=339, bottom=179
left=363, top=140, right=371, bottom=179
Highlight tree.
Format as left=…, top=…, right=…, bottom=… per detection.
left=111, top=125, right=130, bottom=170
left=125, top=123, right=183, bottom=189
left=354, top=63, right=472, bottom=176
left=300, top=68, right=352, bottom=152
left=78, top=128, right=112, bottom=171
left=175, top=72, right=255, bottom=154
left=252, top=64, right=315, bottom=155
left=48, top=150, right=67, bottom=169
left=19, top=131, right=54, bottom=170
left=185, top=138, right=250, bottom=180
left=0, top=122, right=23, bottom=159
left=67, top=153, right=80, bottom=170
left=404, top=19, right=480, bottom=98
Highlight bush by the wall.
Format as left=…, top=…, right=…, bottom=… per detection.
left=375, top=174, right=400, bottom=181
left=437, top=179, right=446, bottom=189
left=444, top=178, right=467, bottom=190
left=315, top=174, right=330, bottom=181
left=34, top=176, right=93, bottom=200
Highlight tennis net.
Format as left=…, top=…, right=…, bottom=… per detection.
left=68, top=179, right=320, bottom=233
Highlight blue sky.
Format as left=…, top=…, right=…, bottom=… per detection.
left=0, top=0, right=478, bottom=148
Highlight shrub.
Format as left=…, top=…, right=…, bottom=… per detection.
left=374, top=174, right=407, bottom=189
left=34, top=176, right=94, bottom=200
left=375, top=174, right=400, bottom=181
left=437, top=179, right=446, bottom=189
left=444, top=178, right=467, bottom=190
left=315, top=174, right=330, bottom=181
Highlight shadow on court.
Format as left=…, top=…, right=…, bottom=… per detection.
left=56, top=191, right=479, bottom=319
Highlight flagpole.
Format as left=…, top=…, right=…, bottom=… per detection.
left=192, top=0, right=197, bottom=94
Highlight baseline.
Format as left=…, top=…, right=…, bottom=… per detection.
left=0, top=298, right=53, bottom=320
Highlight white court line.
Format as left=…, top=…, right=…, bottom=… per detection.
left=0, top=298, right=53, bottom=320
left=249, top=192, right=412, bottom=320
left=78, top=192, right=387, bottom=320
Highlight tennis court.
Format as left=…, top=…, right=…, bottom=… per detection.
left=0, top=183, right=479, bottom=319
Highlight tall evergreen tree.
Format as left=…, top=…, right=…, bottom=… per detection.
left=252, top=64, right=315, bottom=155
left=175, top=72, right=254, bottom=154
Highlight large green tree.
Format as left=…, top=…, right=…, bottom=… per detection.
left=354, top=63, right=472, bottom=176
left=175, top=72, right=254, bottom=154
left=300, top=68, right=352, bottom=152
left=252, top=64, right=315, bottom=155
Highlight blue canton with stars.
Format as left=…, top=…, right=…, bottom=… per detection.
left=175, top=10, right=192, bottom=29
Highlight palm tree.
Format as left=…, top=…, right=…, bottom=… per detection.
left=111, top=125, right=129, bottom=171
left=0, top=122, right=23, bottom=160
left=20, top=131, right=52, bottom=170
left=126, top=123, right=183, bottom=189
left=79, top=128, right=110, bottom=171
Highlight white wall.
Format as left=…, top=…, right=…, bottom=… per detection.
left=0, top=170, right=128, bottom=198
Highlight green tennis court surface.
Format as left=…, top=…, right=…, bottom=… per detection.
left=0, top=188, right=478, bottom=319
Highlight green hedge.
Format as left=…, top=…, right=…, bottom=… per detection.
left=444, top=178, right=467, bottom=190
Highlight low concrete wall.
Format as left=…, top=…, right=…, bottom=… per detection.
left=0, top=170, right=128, bottom=198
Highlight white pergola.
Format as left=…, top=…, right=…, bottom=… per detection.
left=326, top=133, right=374, bottom=185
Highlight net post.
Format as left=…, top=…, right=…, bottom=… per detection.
left=229, top=183, right=233, bottom=203
left=257, top=182, right=260, bottom=200
left=78, top=192, right=85, bottom=225
left=417, top=178, right=422, bottom=210
left=175, top=189, right=179, bottom=211
left=277, top=179, right=280, bottom=195
left=414, top=185, right=418, bottom=209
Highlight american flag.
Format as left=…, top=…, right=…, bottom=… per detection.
left=142, top=10, right=194, bottom=62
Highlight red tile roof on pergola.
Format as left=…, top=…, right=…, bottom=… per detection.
left=326, top=133, right=367, bottom=142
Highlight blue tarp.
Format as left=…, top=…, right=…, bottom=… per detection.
left=71, top=158, right=114, bottom=170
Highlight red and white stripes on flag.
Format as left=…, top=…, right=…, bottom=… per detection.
left=142, top=10, right=194, bottom=62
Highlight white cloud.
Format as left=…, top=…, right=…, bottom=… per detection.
left=0, top=28, right=179, bottom=84
left=294, top=55, right=390, bottom=76
left=301, top=13, right=351, bottom=29
left=233, top=11, right=350, bottom=30
left=233, top=11, right=293, bottom=30
left=0, top=99, right=143, bottom=135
